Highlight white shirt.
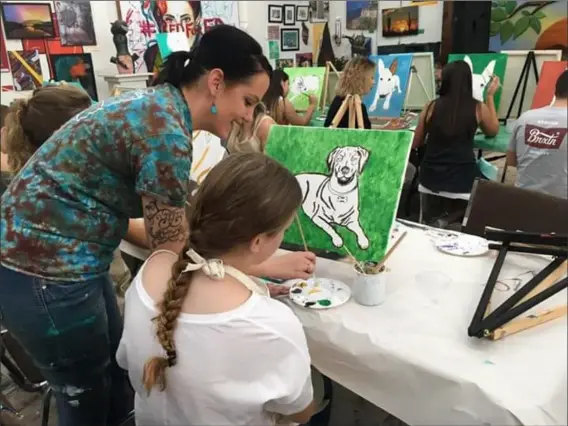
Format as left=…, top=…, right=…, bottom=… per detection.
left=116, top=261, right=313, bottom=426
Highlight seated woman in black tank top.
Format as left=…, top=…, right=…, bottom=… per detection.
left=412, top=60, right=500, bottom=193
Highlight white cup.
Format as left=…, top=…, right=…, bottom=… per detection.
left=353, top=266, right=386, bottom=306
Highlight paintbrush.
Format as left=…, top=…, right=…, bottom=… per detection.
left=342, top=244, right=367, bottom=275
left=295, top=214, right=316, bottom=280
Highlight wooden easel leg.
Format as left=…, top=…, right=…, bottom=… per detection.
left=348, top=97, right=356, bottom=128
left=354, top=95, right=365, bottom=129
left=489, top=305, right=568, bottom=340
left=329, top=94, right=352, bottom=128
left=321, top=63, right=330, bottom=111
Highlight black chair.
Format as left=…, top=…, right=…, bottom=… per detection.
left=0, top=328, right=53, bottom=426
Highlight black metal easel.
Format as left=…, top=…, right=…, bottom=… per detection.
left=468, top=227, right=568, bottom=340
left=503, top=50, right=540, bottom=122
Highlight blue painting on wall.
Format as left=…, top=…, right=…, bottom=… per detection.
left=363, top=54, right=413, bottom=118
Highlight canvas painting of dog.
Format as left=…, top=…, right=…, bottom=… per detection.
left=296, top=146, right=371, bottom=250
left=266, top=126, right=413, bottom=261
left=363, top=54, right=413, bottom=118
left=448, top=53, right=508, bottom=112
left=284, top=66, right=327, bottom=111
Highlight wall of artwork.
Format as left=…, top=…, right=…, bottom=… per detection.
left=1, top=1, right=117, bottom=104
left=1, top=1, right=243, bottom=105
left=245, top=0, right=315, bottom=69
left=329, top=0, right=443, bottom=59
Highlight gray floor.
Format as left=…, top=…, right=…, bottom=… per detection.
left=1, top=155, right=515, bottom=426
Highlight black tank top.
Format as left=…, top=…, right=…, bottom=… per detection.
left=419, top=100, right=480, bottom=193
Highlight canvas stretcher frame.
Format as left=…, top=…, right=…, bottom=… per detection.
left=468, top=228, right=568, bottom=341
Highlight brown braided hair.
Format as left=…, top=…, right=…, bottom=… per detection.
left=142, top=152, right=302, bottom=395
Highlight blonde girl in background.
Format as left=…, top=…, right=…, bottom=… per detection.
left=324, top=56, right=376, bottom=129
left=118, top=153, right=316, bottom=425
left=0, top=85, right=92, bottom=194
left=226, top=102, right=275, bottom=153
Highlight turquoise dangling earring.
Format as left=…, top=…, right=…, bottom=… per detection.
left=211, top=104, right=217, bottom=115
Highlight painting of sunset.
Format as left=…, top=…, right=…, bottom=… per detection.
left=1, top=3, right=55, bottom=39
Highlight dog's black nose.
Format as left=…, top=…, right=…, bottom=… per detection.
left=341, top=167, right=350, bottom=174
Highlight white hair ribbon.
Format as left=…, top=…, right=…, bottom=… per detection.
left=182, top=249, right=225, bottom=280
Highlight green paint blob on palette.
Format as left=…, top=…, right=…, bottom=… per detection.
left=288, top=278, right=351, bottom=310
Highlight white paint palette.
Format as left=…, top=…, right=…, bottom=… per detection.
left=432, top=233, right=489, bottom=257
left=288, top=278, right=351, bottom=309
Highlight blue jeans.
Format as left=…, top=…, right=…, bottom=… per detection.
left=0, top=266, right=133, bottom=426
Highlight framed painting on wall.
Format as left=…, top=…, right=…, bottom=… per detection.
left=268, top=5, right=283, bottom=23
left=309, top=0, right=329, bottom=23
left=276, top=58, right=294, bottom=69
left=284, top=4, right=296, bottom=26
left=8, top=49, right=43, bottom=91
left=1, top=23, right=9, bottom=71
left=1, top=2, right=56, bottom=39
left=346, top=1, right=379, bottom=31
left=50, top=53, right=98, bottom=101
left=54, top=1, right=97, bottom=46
left=281, top=28, right=300, bottom=51
left=296, top=5, right=309, bottom=22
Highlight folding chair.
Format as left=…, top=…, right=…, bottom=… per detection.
left=463, top=179, right=568, bottom=237
left=0, top=329, right=53, bottom=426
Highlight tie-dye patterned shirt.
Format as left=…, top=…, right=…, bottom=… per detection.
left=0, top=84, right=192, bottom=281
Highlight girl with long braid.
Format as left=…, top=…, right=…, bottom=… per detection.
left=117, top=152, right=316, bottom=425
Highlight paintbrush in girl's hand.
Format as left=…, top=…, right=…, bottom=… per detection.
left=295, top=214, right=316, bottom=280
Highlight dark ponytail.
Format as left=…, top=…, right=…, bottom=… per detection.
left=154, top=25, right=272, bottom=89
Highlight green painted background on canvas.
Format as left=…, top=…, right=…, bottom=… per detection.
left=266, top=126, right=412, bottom=261
left=448, top=53, right=508, bottom=112
left=283, top=67, right=326, bottom=111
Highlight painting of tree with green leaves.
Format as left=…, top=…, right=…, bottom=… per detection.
left=489, top=1, right=566, bottom=52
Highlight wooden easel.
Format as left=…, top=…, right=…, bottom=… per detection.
left=469, top=228, right=568, bottom=341
left=328, top=94, right=366, bottom=129
left=321, top=61, right=341, bottom=111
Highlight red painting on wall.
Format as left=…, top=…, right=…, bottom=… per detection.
left=1, top=22, right=9, bottom=72
left=531, top=61, right=568, bottom=109
left=23, top=39, right=84, bottom=55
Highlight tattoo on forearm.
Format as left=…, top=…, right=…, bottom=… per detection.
left=143, top=199, right=187, bottom=248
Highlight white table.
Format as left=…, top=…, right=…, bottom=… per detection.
left=288, top=228, right=567, bottom=426
left=119, top=228, right=568, bottom=425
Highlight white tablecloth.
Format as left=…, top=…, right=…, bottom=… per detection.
left=288, top=228, right=567, bottom=426
left=119, top=229, right=568, bottom=425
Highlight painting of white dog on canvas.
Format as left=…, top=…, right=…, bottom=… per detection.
left=363, top=54, right=413, bottom=118
left=296, top=146, right=371, bottom=250
left=284, top=66, right=326, bottom=111
left=447, top=53, right=508, bottom=110
left=464, top=55, right=496, bottom=102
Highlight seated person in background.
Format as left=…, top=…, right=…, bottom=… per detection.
left=413, top=60, right=500, bottom=194
left=117, top=153, right=316, bottom=426
left=0, top=86, right=92, bottom=194
left=226, top=102, right=275, bottom=153
left=0, top=86, right=138, bottom=291
left=412, top=60, right=499, bottom=225
left=507, top=70, right=568, bottom=199
left=263, top=69, right=318, bottom=126
left=324, top=56, right=375, bottom=129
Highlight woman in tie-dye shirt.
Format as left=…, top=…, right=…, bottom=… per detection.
left=0, top=25, right=310, bottom=426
